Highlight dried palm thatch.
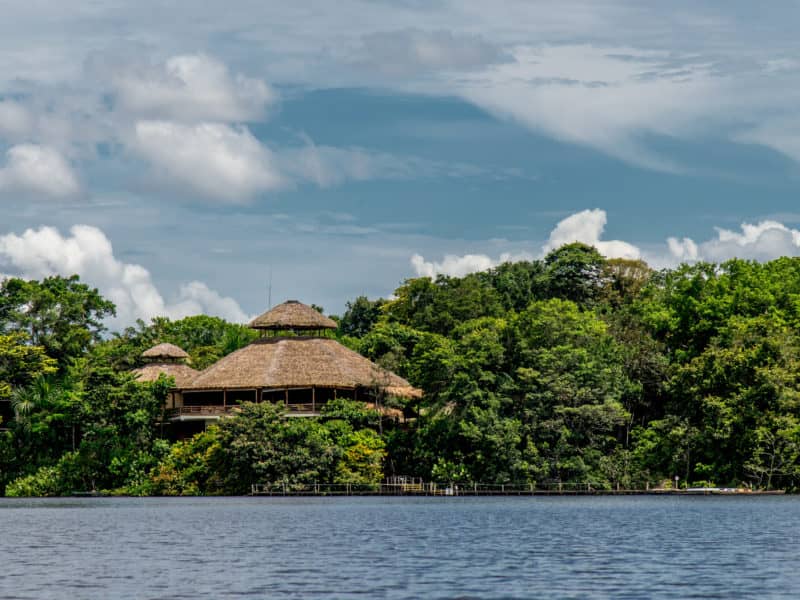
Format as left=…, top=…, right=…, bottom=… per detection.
left=184, top=337, right=422, bottom=399
left=364, top=402, right=405, bottom=419
left=132, top=363, right=200, bottom=387
left=249, top=300, right=337, bottom=331
left=142, top=343, right=190, bottom=360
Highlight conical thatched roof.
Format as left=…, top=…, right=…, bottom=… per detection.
left=132, top=363, right=200, bottom=387
left=249, top=300, right=337, bottom=331
left=142, top=343, right=190, bottom=360
left=183, top=337, right=421, bottom=398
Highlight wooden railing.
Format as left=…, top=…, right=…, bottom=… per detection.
left=166, top=404, right=323, bottom=419
left=286, top=403, right=318, bottom=413
left=167, top=406, right=233, bottom=418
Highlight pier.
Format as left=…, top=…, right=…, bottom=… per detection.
left=250, top=481, right=786, bottom=497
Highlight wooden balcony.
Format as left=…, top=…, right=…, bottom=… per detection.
left=166, top=403, right=321, bottom=421
left=166, top=406, right=233, bottom=420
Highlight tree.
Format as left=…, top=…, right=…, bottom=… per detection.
left=384, top=274, right=503, bottom=336
left=0, top=276, right=115, bottom=369
left=509, top=299, right=632, bottom=484
left=0, top=332, right=56, bottom=399
left=482, top=260, right=546, bottom=312
left=211, top=402, right=339, bottom=494
left=338, top=296, right=386, bottom=337
left=542, top=242, right=606, bottom=307
left=600, top=258, right=653, bottom=308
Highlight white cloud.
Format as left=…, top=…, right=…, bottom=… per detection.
left=543, top=208, right=641, bottom=259
left=412, top=210, right=800, bottom=279
left=411, top=252, right=503, bottom=278
left=166, top=281, right=250, bottom=323
left=410, top=208, right=640, bottom=278
left=0, top=100, right=34, bottom=138
left=455, top=45, right=723, bottom=171
left=278, top=139, right=420, bottom=187
left=133, top=124, right=491, bottom=201
left=666, top=237, right=698, bottom=262
left=111, top=53, right=274, bottom=122
left=733, top=119, right=800, bottom=163
left=0, top=224, right=248, bottom=328
left=667, top=220, right=800, bottom=263
left=360, top=29, right=509, bottom=75
left=0, top=144, right=79, bottom=197
left=133, top=120, right=284, bottom=201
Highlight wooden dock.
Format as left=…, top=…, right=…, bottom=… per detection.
left=250, top=482, right=786, bottom=497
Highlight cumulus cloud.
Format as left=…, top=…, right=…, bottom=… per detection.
left=133, top=120, right=284, bottom=201
left=110, top=53, right=274, bottom=122
left=411, top=253, right=504, bottom=278
left=0, top=225, right=248, bottom=328
left=0, top=144, right=79, bottom=197
left=543, top=208, right=641, bottom=259
left=360, top=29, right=510, bottom=75
left=412, top=210, right=800, bottom=279
left=667, top=220, right=800, bottom=263
left=411, top=208, right=640, bottom=278
left=133, top=123, right=492, bottom=201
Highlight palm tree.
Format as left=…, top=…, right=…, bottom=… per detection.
left=11, top=376, right=62, bottom=427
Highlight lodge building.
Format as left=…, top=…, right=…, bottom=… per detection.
left=135, top=300, right=421, bottom=436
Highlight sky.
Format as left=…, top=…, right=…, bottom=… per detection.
left=3, top=1, right=800, bottom=329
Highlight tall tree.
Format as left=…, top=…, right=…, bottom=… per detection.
left=0, top=276, right=115, bottom=369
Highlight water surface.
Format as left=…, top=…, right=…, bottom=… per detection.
left=1, top=496, right=798, bottom=599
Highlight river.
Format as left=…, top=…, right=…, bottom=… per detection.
left=1, top=496, right=798, bottom=598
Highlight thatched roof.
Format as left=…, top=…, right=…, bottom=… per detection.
left=249, top=300, right=337, bottom=331
left=142, top=343, right=190, bottom=360
left=183, top=337, right=422, bottom=399
left=133, top=363, right=200, bottom=387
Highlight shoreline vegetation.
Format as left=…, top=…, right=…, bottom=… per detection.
left=2, top=242, right=800, bottom=497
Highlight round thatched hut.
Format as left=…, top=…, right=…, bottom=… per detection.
left=133, top=343, right=199, bottom=386
left=133, top=343, right=200, bottom=413
left=174, top=300, right=421, bottom=424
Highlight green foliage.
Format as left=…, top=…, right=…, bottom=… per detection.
left=8, top=252, right=800, bottom=496
left=0, top=276, right=115, bottom=370
left=147, top=430, right=221, bottom=495
left=338, top=296, right=386, bottom=337
left=6, top=465, right=64, bottom=497
left=383, top=274, right=503, bottom=336
left=94, top=314, right=257, bottom=372
left=209, top=402, right=338, bottom=494
left=0, top=332, right=56, bottom=399
left=542, top=242, right=606, bottom=307
left=480, top=260, right=546, bottom=312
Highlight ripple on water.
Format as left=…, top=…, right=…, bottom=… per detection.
left=1, top=496, right=800, bottom=599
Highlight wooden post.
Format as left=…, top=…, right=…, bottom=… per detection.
left=223, top=389, right=227, bottom=409
left=284, top=388, right=288, bottom=407
left=312, top=386, right=316, bottom=413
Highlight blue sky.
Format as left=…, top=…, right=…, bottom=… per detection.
left=3, top=1, right=800, bottom=328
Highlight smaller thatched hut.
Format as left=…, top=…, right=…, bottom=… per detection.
left=132, top=343, right=199, bottom=410
left=142, top=342, right=190, bottom=361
